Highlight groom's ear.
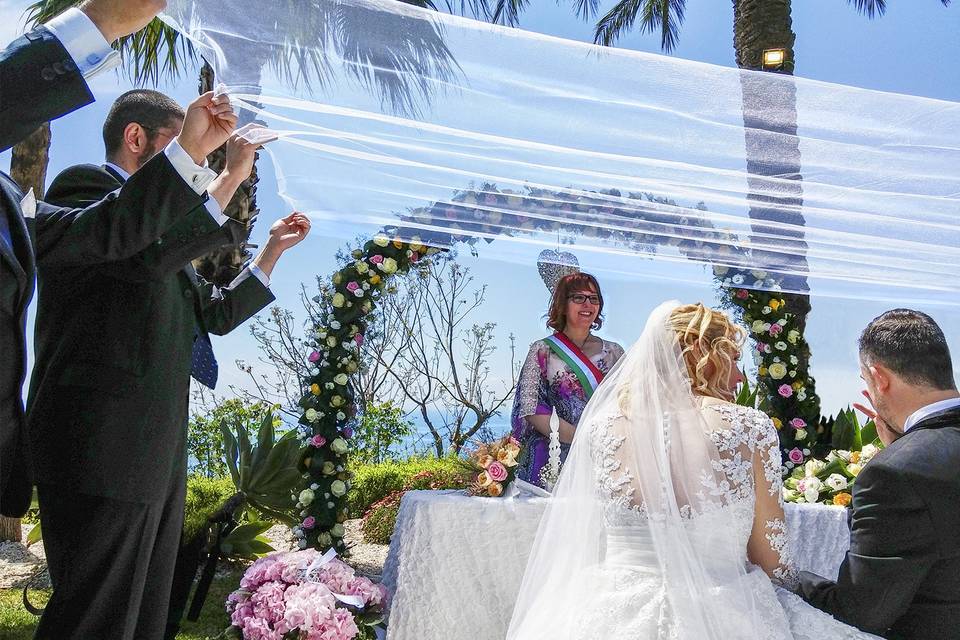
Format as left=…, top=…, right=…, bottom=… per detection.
left=867, top=364, right=891, bottom=391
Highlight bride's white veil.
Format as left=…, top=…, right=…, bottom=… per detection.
left=506, top=301, right=773, bottom=639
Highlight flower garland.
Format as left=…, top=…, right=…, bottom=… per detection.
left=714, top=266, right=821, bottom=470
left=292, top=232, right=440, bottom=552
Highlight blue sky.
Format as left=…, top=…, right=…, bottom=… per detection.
left=2, top=0, right=958, bottom=429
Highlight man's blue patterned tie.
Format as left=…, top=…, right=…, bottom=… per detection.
left=191, top=327, right=219, bottom=389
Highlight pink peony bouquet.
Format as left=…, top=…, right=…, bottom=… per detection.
left=226, top=549, right=388, bottom=640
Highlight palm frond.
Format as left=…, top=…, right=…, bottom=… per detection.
left=26, top=1, right=195, bottom=85
left=595, top=0, right=685, bottom=52
left=846, top=0, right=886, bottom=18
left=492, top=0, right=530, bottom=26
left=570, top=0, right=603, bottom=21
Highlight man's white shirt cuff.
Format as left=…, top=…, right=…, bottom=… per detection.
left=229, top=264, right=271, bottom=290
left=164, top=138, right=219, bottom=204
left=44, top=8, right=120, bottom=79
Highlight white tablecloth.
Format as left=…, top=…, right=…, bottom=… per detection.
left=382, top=490, right=851, bottom=640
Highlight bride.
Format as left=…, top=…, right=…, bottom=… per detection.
left=506, top=302, right=881, bottom=640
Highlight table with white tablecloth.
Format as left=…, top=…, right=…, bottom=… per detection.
left=382, top=490, right=851, bottom=640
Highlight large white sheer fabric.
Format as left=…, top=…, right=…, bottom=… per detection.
left=505, top=302, right=879, bottom=640
left=158, top=0, right=960, bottom=304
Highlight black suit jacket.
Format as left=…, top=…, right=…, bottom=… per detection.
left=1, top=26, right=94, bottom=153
left=800, top=406, right=960, bottom=639
left=26, top=164, right=275, bottom=503
left=1, top=26, right=219, bottom=516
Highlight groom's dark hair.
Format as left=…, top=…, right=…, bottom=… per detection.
left=859, top=309, right=956, bottom=390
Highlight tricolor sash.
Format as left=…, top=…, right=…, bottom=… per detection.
left=544, top=332, right=604, bottom=399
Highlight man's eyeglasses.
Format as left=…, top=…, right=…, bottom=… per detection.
left=568, top=294, right=600, bottom=305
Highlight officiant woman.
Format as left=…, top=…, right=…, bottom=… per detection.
left=511, top=273, right=624, bottom=488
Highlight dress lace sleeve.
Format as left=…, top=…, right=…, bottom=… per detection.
left=746, top=409, right=800, bottom=591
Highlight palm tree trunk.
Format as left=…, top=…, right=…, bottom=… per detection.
left=733, top=0, right=821, bottom=433
left=1, top=123, right=52, bottom=542
left=192, top=60, right=260, bottom=287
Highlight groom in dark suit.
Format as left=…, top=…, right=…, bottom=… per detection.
left=0, top=0, right=238, bottom=518
left=26, top=89, right=310, bottom=639
left=800, top=309, right=960, bottom=639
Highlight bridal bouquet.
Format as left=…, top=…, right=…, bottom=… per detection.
left=225, top=548, right=388, bottom=640
left=464, top=435, right=521, bottom=497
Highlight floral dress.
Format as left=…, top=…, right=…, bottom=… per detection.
left=510, top=337, right=624, bottom=487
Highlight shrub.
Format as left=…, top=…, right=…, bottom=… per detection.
left=349, top=456, right=469, bottom=517
left=358, top=462, right=471, bottom=544
left=183, top=475, right=237, bottom=542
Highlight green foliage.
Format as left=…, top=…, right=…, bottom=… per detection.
left=219, top=521, right=276, bottom=560
left=188, top=400, right=277, bottom=479
left=348, top=456, right=468, bottom=517
left=734, top=372, right=760, bottom=408
left=221, top=408, right=302, bottom=526
left=353, top=401, right=415, bottom=465
left=824, top=407, right=879, bottom=452
left=361, top=491, right=404, bottom=545
left=182, top=475, right=237, bottom=542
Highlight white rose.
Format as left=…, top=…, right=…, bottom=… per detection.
left=751, top=320, right=765, bottom=334
left=337, top=411, right=346, bottom=421
left=306, top=409, right=318, bottom=422
left=789, top=355, right=799, bottom=365
left=732, top=274, right=745, bottom=285
left=795, top=428, right=808, bottom=440
left=372, top=234, right=390, bottom=247
left=332, top=293, right=346, bottom=308
left=802, top=477, right=822, bottom=503
left=355, top=261, right=369, bottom=274
left=847, top=463, right=863, bottom=476
left=861, top=444, right=879, bottom=461
left=775, top=341, right=787, bottom=351
left=331, top=523, right=345, bottom=538
left=331, top=480, right=347, bottom=497
left=762, top=306, right=771, bottom=315
left=330, top=320, right=342, bottom=330
left=826, top=473, right=848, bottom=492
left=334, top=373, right=349, bottom=386
left=298, top=489, right=315, bottom=506
left=331, top=438, right=349, bottom=454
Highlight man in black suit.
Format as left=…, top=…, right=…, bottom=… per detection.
left=1, top=0, right=240, bottom=518
left=800, top=309, right=960, bottom=639
left=27, top=89, right=310, bottom=639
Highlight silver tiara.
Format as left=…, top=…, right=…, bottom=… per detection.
left=537, top=249, right=580, bottom=293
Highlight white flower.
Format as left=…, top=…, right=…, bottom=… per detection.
left=336, top=411, right=346, bottom=421
left=775, top=341, right=787, bottom=351
left=298, top=489, right=315, bottom=506
left=789, top=355, right=799, bottom=365
left=310, top=483, right=319, bottom=490
left=324, top=382, right=334, bottom=390
left=751, top=270, right=768, bottom=279
left=804, top=459, right=826, bottom=477
left=796, top=428, right=808, bottom=440
left=298, top=539, right=308, bottom=549
left=713, top=266, right=729, bottom=277
left=732, top=274, right=745, bottom=285
left=751, top=320, right=765, bottom=334
left=331, top=480, right=347, bottom=497
left=331, top=438, right=349, bottom=454
left=372, top=234, right=390, bottom=247
left=789, top=370, right=796, bottom=377
left=762, top=306, right=771, bottom=315
left=802, top=477, right=822, bottom=503
left=353, top=288, right=365, bottom=298
left=847, top=463, right=863, bottom=476
left=334, top=373, right=349, bottom=386
left=861, top=444, right=879, bottom=462
left=826, top=473, right=848, bottom=492
left=797, top=391, right=807, bottom=401
left=306, top=409, right=318, bottom=422
left=330, top=320, right=342, bottom=330
left=331, top=523, right=345, bottom=538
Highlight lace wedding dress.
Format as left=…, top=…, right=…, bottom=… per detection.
left=506, top=303, right=882, bottom=640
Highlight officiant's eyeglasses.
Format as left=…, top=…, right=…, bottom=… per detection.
left=568, top=294, right=601, bottom=305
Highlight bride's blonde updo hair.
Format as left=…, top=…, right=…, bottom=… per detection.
left=667, top=303, right=745, bottom=399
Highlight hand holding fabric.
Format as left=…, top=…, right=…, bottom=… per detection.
left=80, top=0, right=168, bottom=43
left=177, top=92, right=238, bottom=166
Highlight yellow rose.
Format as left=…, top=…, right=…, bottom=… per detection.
left=380, top=258, right=398, bottom=274
left=487, top=482, right=503, bottom=497
left=787, top=330, right=800, bottom=345
left=847, top=463, right=863, bottom=477
left=496, top=449, right=517, bottom=467
left=310, top=383, right=321, bottom=395
left=832, top=492, right=852, bottom=507
left=758, top=367, right=768, bottom=377
left=369, top=274, right=381, bottom=285
left=849, top=451, right=861, bottom=464
left=769, top=299, right=780, bottom=311
left=393, top=238, right=404, bottom=249
left=355, top=261, right=369, bottom=274
left=409, top=237, right=425, bottom=253
left=476, top=471, right=492, bottom=488
left=331, top=395, right=344, bottom=407
left=477, top=454, right=494, bottom=469
left=771, top=417, right=783, bottom=430
left=332, top=293, right=346, bottom=308
left=505, top=443, right=521, bottom=457
left=792, top=381, right=803, bottom=390
left=768, top=363, right=788, bottom=380
left=372, top=234, right=390, bottom=247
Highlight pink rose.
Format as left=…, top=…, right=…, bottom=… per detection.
left=346, top=281, right=359, bottom=292
left=311, top=435, right=327, bottom=448
left=410, top=252, right=420, bottom=263
left=302, top=516, right=316, bottom=529
left=789, top=417, right=806, bottom=429
left=487, top=461, right=508, bottom=482
left=788, top=448, right=804, bottom=464
left=308, top=351, right=321, bottom=363
left=778, top=384, right=793, bottom=398
left=370, top=254, right=384, bottom=265
left=735, top=289, right=749, bottom=300
left=769, top=324, right=783, bottom=336
left=354, top=334, right=364, bottom=347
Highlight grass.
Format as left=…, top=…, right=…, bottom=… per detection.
left=0, top=571, right=239, bottom=640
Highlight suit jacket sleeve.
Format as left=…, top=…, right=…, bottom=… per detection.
left=44, top=164, right=250, bottom=279
left=35, top=152, right=220, bottom=267
left=0, top=27, right=93, bottom=152
left=198, top=270, right=275, bottom=336
left=800, top=460, right=938, bottom=635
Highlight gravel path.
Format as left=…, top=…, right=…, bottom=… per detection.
left=1, top=520, right=388, bottom=590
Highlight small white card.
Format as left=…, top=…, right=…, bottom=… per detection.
left=20, top=188, right=36, bottom=219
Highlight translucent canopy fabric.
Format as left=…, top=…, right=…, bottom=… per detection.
left=161, top=0, right=960, bottom=304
